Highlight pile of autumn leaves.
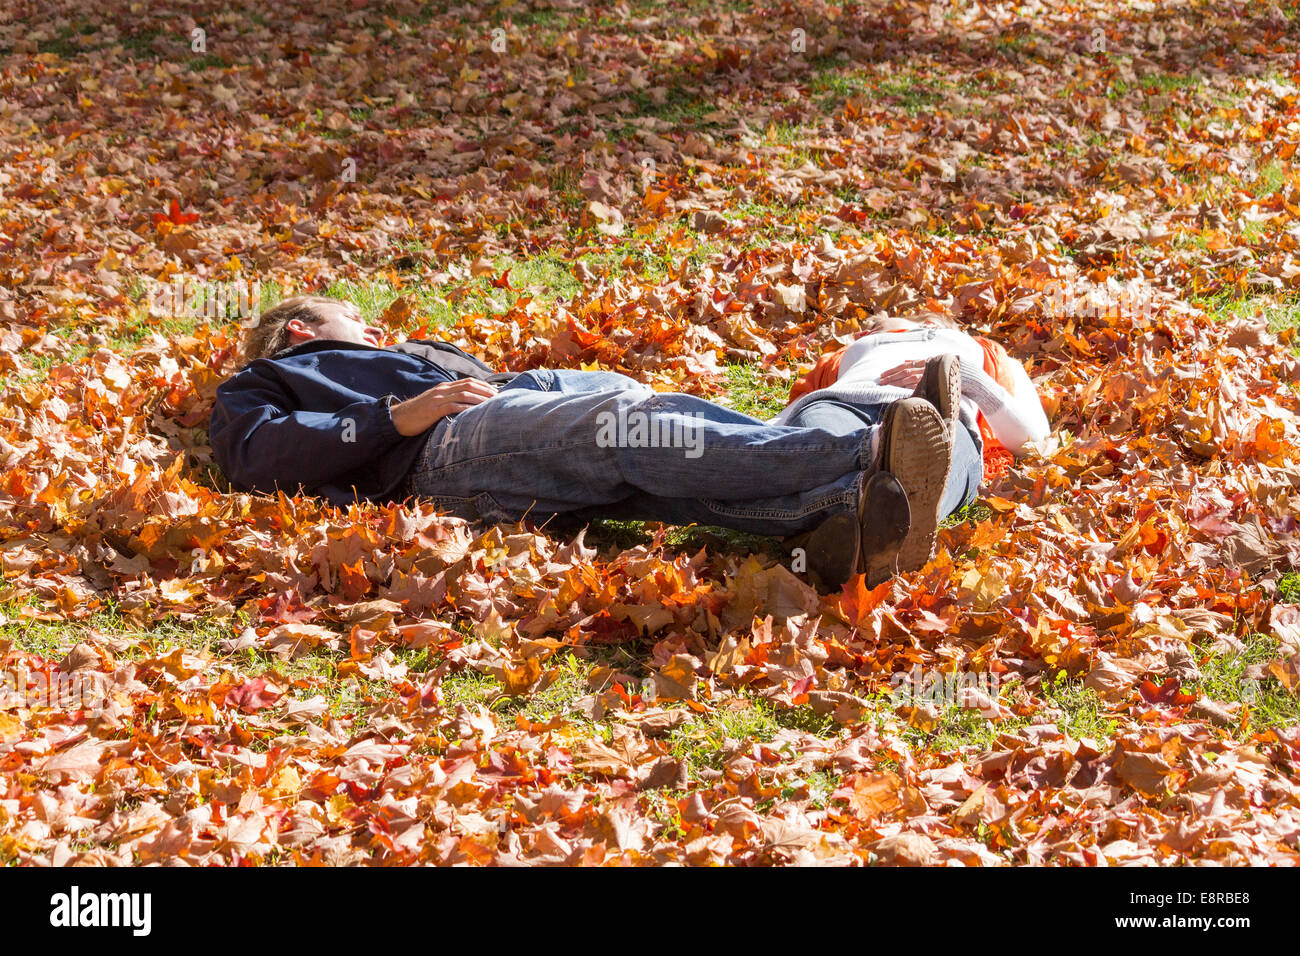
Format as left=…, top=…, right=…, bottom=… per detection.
left=3, top=0, right=1300, bottom=864
left=2, top=226, right=1300, bottom=864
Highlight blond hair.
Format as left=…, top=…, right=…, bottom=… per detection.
left=861, top=311, right=961, bottom=334
left=242, top=295, right=356, bottom=362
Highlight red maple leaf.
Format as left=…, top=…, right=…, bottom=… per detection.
left=225, top=678, right=282, bottom=714
left=1139, top=677, right=1195, bottom=706
left=259, top=589, right=318, bottom=624
left=152, top=198, right=199, bottom=226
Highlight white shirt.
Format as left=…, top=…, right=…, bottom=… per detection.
left=770, top=328, right=1049, bottom=453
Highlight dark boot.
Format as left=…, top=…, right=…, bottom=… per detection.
left=859, top=471, right=912, bottom=588
left=786, top=470, right=913, bottom=592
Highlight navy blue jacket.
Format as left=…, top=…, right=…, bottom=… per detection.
left=209, top=339, right=513, bottom=505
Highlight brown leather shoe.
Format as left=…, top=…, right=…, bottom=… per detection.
left=913, top=353, right=962, bottom=444
left=788, top=471, right=912, bottom=592
left=859, top=470, right=911, bottom=588
left=878, top=397, right=953, bottom=573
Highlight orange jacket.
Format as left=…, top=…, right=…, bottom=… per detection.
left=786, top=333, right=1018, bottom=482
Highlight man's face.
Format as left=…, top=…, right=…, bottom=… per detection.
left=287, top=301, right=383, bottom=347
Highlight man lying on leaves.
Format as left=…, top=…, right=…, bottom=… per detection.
left=209, top=296, right=1048, bottom=591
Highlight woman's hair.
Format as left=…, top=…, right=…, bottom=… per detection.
left=862, top=311, right=961, bottom=333
left=242, top=295, right=346, bottom=362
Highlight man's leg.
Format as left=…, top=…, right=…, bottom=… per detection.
left=403, top=369, right=872, bottom=537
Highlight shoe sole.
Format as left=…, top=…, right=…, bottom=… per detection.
left=859, top=471, right=911, bottom=588
left=879, top=398, right=952, bottom=573
left=917, top=354, right=962, bottom=443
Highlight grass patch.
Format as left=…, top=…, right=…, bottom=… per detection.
left=894, top=671, right=1116, bottom=752
left=776, top=768, right=840, bottom=808
left=715, top=362, right=788, bottom=419
left=1194, top=633, right=1300, bottom=737
left=440, top=650, right=612, bottom=725
left=0, top=601, right=239, bottom=662
left=1195, top=292, right=1300, bottom=353
left=1040, top=672, right=1118, bottom=741
left=941, top=498, right=993, bottom=530
left=186, top=53, right=231, bottom=72
left=1138, top=71, right=1203, bottom=95
left=1254, top=161, right=1289, bottom=198
left=901, top=704, right=1015, bottom=752
left=810, top=67, right=872, bottom=110
left=622, top=85, right=720, bottom=131
left=666, top=696, right=833, bottom=780
left=324, top=252, right=583, bottom=330
left=119, top=29, right=162, bottom=58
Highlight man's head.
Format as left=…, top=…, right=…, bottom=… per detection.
left=243, top=295, right=383, bottom=361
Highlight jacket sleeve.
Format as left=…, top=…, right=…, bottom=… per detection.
left=209, top=366, right=407, bottom=494
left=958, top=358, right=1050, bottom=453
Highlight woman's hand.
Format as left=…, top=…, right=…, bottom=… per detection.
left=389, top=378, right=498, bottom=436
left=878, top=359, right=925, bottom=390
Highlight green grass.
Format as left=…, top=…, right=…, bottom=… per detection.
left=1194, top=292, right=1300, bottom=353
left=0, top=600, right=237, bottom=662
left=1138, top=71, right=1203, bottom=94
left=1279, top=573, right=1300, bottom=603
left=776, top=769, right=840, bottom=808
left=0, top=598, right=418, bottom=724
left=666, top=696, right=836, bottom=780
left=321, top=253, right=579, bottom=330
left=893, top=672, right=1116, bottom=753
left=36, top=26, right=82, bottom=57
left=901, top=703, right=1015, bottom=752
left=1253, top=162, right=1287, bottom=198
left=716, top=363, right=788, bottom=419
left=641, top=788, right=691, bottom=842
left=1194, top=633, right=1300, bottom=737
left=810, top=67, right=872, bottom=110
left=622, top=85, right=720, bottom=131
left=570, top=241, right=676, bottom=283
left=119, top=29, right=162, bottom=58
left=1040, top=672, right=1119, bottom=741
left=941, top=498, right=994, bottom=530
left=438, top=648, right=635, bottom=726
left=14, top=274, right=281, bottom=382
left=186, top=53, right=231, bottom=72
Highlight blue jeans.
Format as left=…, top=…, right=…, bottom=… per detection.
left=402, top=369, right=981, bottom=537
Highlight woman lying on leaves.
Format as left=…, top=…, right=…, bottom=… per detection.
left=210, top=298, right=1049, bottom=593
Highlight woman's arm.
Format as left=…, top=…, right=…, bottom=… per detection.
left=958, top=357, right=1050, bottom=452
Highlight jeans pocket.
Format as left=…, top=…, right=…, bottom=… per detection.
left=500, top=368, right=552, bottom=392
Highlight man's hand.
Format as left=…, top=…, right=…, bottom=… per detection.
left=389, top=379, right=498, bottom=437
left=878, top=359, right=925, bottom=390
